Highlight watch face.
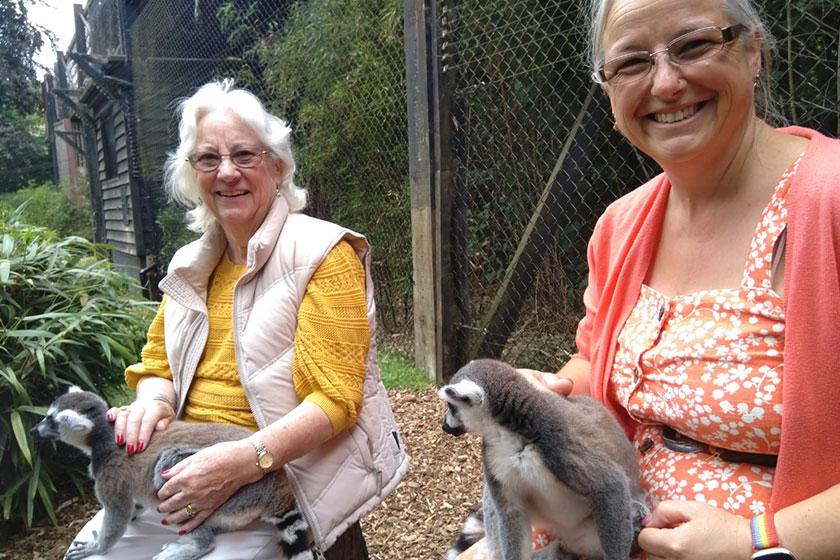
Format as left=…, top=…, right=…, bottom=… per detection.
left=753, top=549, right=796, bottom=560
left=258, top=453, right=274, bottom=469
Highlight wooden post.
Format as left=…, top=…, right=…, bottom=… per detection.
left=404, top=0, right=462, bottom=383
left=470, top=84, right=599, bottom=359
left=404, top=0, right=437, bottom=382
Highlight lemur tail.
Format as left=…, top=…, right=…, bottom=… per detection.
left=269, top=508, right=314, bottom=560
left=446, top=506, right=485, bottom=560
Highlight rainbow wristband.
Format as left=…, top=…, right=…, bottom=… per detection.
left=751, top=512, right=781, bottom=550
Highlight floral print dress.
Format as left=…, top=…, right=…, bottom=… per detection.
left=455, top=155, right=801, bottom=560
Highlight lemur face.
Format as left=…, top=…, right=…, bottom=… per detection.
left=31, top=387, right=106, bottom=455
left=438, top=377, right=486, bottom=436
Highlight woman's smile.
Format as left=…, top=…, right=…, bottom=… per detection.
left=648, top=101, right=704, bottom=124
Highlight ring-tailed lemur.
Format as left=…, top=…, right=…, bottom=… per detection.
left=31, top=387, right=314, bottom=560
left=438, top=359, right=648, bottom=560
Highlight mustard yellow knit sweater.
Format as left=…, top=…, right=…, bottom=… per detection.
left=125, top=241, right=369, bottom=434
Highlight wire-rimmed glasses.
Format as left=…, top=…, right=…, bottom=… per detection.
left=186, top=149, right=270, bottom=172
left=592, top=24, right=747, bottom=86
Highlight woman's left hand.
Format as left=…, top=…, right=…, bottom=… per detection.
left=156, top=439, right=262, bottom=533
left=639, top=500, right=752, bottom=560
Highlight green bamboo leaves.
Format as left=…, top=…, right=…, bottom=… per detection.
left=0, top=221, right=153, bottom=529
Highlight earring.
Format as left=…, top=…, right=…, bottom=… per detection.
left=275, top=183, right=281, bottom=197
left=753, top=72, right=761, bottom=91
left=613, top=122, right=619, bottom=132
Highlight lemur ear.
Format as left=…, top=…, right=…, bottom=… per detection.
left=442, top=379, right=484, bottom=407
left=68, top=386, right=83, bottom=394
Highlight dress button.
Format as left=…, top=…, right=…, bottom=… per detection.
left=657, top=304, right=666, bottom=321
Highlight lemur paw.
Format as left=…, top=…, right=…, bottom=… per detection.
left=64, top=540, right=103, bottom=560
left=631, top=500, right=651, bottom=535
left=152, top=537, right=214, bottom=560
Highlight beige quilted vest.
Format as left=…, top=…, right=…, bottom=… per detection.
left=158, top=197, right=409, bottom=552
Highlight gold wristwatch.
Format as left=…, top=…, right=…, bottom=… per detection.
left=250, top=437, right=274, bottom=473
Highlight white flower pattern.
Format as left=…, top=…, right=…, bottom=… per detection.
left=611, top=154, right=801, bottom=519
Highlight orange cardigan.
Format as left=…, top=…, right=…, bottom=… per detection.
left=575, top=126, right=840, bottom=511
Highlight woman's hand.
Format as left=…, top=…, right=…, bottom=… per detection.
left=517, top=368, right=574, bottom=396
left=107, top=398, right=176, bottom=455
left=639, top=500, right=752, bottom=560
left=155, top=439, right=261, bottom=533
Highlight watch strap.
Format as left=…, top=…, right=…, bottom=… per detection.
left=249, top=437, right=271, bottom=472
left=751, top=512, right=781, bottom=550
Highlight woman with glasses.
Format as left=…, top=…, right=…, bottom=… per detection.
left=454, top=0, right=840, bottom=559
left=66, top=80, right=409, bottom=559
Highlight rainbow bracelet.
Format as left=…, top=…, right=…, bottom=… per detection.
left=751, top=512, right=781, bottom=550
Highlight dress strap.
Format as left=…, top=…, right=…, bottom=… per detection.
left=741, top=153, right=803, bottom=291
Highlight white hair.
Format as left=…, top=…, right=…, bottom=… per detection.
left=586, top=0, right=780, bottom=120
left=162, top=79, right=307, bottom=233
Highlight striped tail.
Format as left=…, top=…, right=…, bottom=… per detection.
left=447, top=507, right=485, bottom=560
left=270, top=508, right=314, bottom=560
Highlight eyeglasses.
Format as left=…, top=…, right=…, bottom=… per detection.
left=592, top=24, right=746, bottom=86
left=186, top=149, right=270, bottom=172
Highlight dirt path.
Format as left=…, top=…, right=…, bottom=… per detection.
left=0, top=388, right=484, bottom=560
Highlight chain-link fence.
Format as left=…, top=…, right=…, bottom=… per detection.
left=127, top=0, right=412, bottom=351
left=59, top=0, right=839, bottom=373
left=436, top=0, right=840, bottom=372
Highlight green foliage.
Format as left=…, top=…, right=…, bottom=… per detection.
left=0, top=0, right=42, bottom=113
left=256, top=0, right=412, bottom=333
left=156, top=204, right=200, bottom=275
left=0, top=181, right=94, bottom=240
left=378, top=351, right=430, bottom=390
left=0, top=218, right=154, bottom=529
left=0, top=109, right=52, bottom=194
left=0, top=1, right=51, bottom=193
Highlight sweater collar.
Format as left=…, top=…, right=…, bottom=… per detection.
left=160, top=196, right=291, bottom=310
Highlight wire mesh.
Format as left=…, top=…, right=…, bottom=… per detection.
left=440, top=0, right=839, bottom=370
left=71, top=0, right=838, bottom=367
left=126, top=0, right=411, bottom=348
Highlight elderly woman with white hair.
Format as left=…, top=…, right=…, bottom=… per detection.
left=453, top=0, right=840, bottom=559
left=68, top=79, right=409, bottom=559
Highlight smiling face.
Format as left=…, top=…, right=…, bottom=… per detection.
left=601, top=0, right=760, bottom=168
left=193, top=109, right=282, bottom=241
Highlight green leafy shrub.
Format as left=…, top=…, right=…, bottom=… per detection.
left=0, top=181, right=95, bottom=240
left=156, top=204, right=199, bottom=275
left=257, top=0, right=412, bottom=334
left=0, top=218, right=154, bottom=530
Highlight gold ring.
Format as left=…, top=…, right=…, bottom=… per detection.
left=184, top=504, right=196, bottom=519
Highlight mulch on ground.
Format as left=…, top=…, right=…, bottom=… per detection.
left=0, top=387, right=484, bottom=560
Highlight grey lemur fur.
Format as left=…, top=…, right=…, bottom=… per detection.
left=31, top=387, right=313, bottom=560
left=438, top=359, right=648, bottom=560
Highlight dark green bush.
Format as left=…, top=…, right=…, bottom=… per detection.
left=0, top=219, right=154, bottom=529
left=257, top=0, right=412, bottom=333
left=156, top=204, right=199, bottom=275
left=0, top=181, right=95, bottom=240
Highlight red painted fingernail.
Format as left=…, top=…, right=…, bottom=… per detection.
left=161, top=519, right=168, bottom=526
left=117, top=434, right=124, bottom=446
left=127, top=444, right=135, bottom=456
left=161, top=468, right=170, bottom=477
left=137, top=441, right=145, bottom=452
left=178, top=529, right=186, bottom=536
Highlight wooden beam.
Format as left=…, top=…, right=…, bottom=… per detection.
left=404, top=0, right=438, bottom=382
left=470, top=84, right=598, bottom=359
